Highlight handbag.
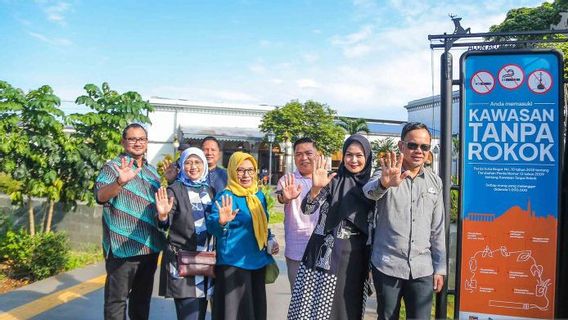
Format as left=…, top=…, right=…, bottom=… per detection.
left=265, top=257, right=279, bottom=284
left=177, top=250, right=216, bottom=278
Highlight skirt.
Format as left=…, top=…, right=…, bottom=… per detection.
left=212, top=265, right=267, bottom=320
left=287, top=223, right=372, bottom=320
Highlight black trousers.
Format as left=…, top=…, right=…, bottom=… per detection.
left=372, top=267, right=433, bottom=320
left=104, top=253, right=159, bottom=320
left=174, top=297, right=208, bottom=320
left=212, top=265, right=266, bottom=320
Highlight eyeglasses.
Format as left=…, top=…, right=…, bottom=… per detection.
left=236, top=168, right=256, bottom=177
left=184, top=161, right=203, bottom=168
left=126, top=137, right=148, bottom=144
left=402, top=141, right=431, bottom=152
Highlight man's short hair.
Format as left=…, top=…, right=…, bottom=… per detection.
left=293, top=137, right=317, bottom=151
left=201, top=136, right=221, bottom=149
left=122, top=123, right=148, bottom=139
left=401, top=122, right=431, bottom=140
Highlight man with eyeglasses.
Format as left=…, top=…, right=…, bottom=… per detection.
left=363, top=122, right=446, bottom=320
left=95, top=123, right=164, bottom=320
left=275, top=137, right=320, bottom=291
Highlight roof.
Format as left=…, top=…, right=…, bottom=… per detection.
left=180, top=126, right=264, bottom=142
left=367, top=122, right=407, bottom=135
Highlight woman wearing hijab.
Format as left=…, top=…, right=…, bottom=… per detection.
left=287, top=134, right=375, bottom=320
left=205, top=151, right=279, bottom=320
left=155, top=147, right=214, bottom=320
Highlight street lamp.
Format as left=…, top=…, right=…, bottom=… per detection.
left=172, top=135, right=180, bottom=154
left=266, top=131, right=276, bottom=186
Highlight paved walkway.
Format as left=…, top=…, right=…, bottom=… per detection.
left=0, top=209, right=378, bottom=319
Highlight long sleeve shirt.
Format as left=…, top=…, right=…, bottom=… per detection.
left=363, top=167, right=446, bottom=279
left=276, top=170, right=319, bottom=261
left=206, top=189, right=272, bottom=270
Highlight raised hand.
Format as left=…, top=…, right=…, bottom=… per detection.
left=379, top=151, right=409, bottom=188
left=311, top=155, right=336, bottom=197
left=280, top=173, right=302, bottom=202
left=216, top=194, right=239, bottom=225
left=113, top=157, right=142, bottom=186
left=155, top=187, right=174, bottom=221
left=163, top=159, right=178, bottom=183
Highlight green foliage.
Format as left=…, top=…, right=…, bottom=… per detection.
left=0, top=230, right=70, bottom=281
left=489, top=0, right=568, bottom=77
left=336, top=117, right=369, bottom=135
left=371, top=137, right=399, bottom=167
left=259, top=100, right=344, bottom=155
left=450, top=175, right=459, bottom=223
left=64, top=82, right=154, bottom=206
left=0, top=172, right=21, bottom=194
left=268, top=211, right=284, bottom=224
left=260, top=185, right=276, bottom=215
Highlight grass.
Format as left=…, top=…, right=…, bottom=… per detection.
left=269, top=211, right=284, bottom=224
left=65, top=245, right=103, bottom=271
left=397, top=293, right=455, bottom=319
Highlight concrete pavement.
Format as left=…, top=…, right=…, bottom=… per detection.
left=0, top=219, right=378, bottom=319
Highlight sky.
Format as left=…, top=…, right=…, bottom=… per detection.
left=1, top=0, right=549, bottom=120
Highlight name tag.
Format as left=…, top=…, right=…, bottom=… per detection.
left=427, top=187, right=436, bottom=194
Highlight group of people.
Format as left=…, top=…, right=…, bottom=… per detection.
left=95, top=121, right=446, bottom=320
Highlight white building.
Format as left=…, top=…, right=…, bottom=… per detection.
left=404, top=91, right=460, bottom=137
left=404, top=91, right=460, bottom=174
left=146, top=97, right=409, bottom=181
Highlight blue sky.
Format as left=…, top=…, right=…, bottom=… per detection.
left=1, top=0, right=548, bottom=120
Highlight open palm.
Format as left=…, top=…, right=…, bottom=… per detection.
left=380, top=151, right=409, bottom=188
left=216, top=194, right=239, bottom=225
left=312, top=155, right=336, bottom=189
left=155, top=187, right=174, bottom=221
left=113, top=157, right=142, bottom=185
left=280, top=173, right=302, bottom=201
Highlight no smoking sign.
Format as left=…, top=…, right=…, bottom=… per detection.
left=471, top=71, right=495, bottom=94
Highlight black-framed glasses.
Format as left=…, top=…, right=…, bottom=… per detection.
left=402, top=141, right=431, bottom=152
left=236, top=168, right=256, bottom=176
left=126, top=137, right=148, bottom=144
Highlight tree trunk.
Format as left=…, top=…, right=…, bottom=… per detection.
left=45, top=199, right=55, bottom=233
left=28, top=196, right=35, bottom=236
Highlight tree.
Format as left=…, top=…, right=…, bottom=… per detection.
left=259, top=100, right=345, bottom=155
left=337, top=117, right=370, bottom=135
left=0, top=82, right=66, bottom=235
left=371, top=137, right=399, bottom=167
left=65, top=82, right=154, bottom=205
left=489, top=0, right=568, bottom=77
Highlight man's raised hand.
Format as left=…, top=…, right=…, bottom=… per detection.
left=113, top=157, right=142, bottom=186
left=280, top=173, right=302, bottom=202
left=379, top=151, right=409, bottom=189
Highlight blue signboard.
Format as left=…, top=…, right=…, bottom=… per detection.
left=458, top=50, right=563, bottom=319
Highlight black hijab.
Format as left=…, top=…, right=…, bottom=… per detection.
left=324, top=134, right=375, bottom=234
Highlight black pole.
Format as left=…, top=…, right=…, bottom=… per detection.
left=436, top=49, right=453, bottom=320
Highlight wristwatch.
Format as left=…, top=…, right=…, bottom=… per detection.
left=115, top=177, right=125, bottom=187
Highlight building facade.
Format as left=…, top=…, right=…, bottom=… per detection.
left=146, top=97, right=410, bottom=180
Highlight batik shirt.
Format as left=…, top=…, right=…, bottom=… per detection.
left=95, top=154, right=164, bottom=258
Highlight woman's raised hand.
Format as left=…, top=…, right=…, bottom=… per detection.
left=216, top=194, right=240, bottom=226
left=311, top=155, right=336, bottom=197
left=155, top=187, right=174, bottom=221
left=379, top=151, right=409, bottom=188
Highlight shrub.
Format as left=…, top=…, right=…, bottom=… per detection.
left=30, top=232, right=70, bottom=280
left=260, top=185, right=275, bottom=215
left=0, top=230, right=69, bottom=281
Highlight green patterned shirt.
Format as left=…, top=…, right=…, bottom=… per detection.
left=95, top=154, right=164, bottom=258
